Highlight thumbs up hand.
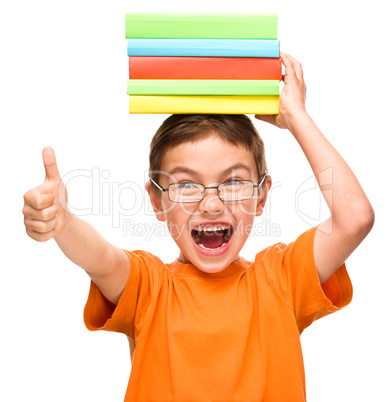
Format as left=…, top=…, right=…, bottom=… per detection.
left=23, top=147, right=69, bottom=242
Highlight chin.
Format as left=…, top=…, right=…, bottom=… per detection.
left=183, top=245, right=241, bottom=274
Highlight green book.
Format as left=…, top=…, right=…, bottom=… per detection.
left=125, top=13, right=278, bottom=39
left=127, top=80, right=280, bottom=96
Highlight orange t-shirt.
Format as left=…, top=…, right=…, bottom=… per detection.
left=84, top=227, right=352, bottom=401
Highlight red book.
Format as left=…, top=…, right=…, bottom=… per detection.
left=129, top=56, right=282, bottom=80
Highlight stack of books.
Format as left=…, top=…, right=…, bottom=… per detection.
left=125, top=13, right=281, bottom=114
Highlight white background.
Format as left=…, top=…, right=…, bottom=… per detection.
left=1, top=0, right=390, bottom=401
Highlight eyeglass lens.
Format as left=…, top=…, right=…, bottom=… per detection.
left=220, top=181, right=254, bottom=201
left=169, top=181, right=255, bottom=202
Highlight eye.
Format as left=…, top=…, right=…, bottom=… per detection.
left=178, top=182, right=197, bottom=189
left=224, top=178, right=243, bottom=186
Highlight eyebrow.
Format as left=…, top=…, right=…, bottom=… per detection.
left=167, top=164, right=253, bottom=180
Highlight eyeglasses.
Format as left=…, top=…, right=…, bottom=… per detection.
left=150, top=173, right=268, bottom=203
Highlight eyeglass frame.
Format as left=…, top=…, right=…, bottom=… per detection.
left=149, top=173, right=269, bottom=204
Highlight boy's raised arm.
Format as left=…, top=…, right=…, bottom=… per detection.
left=23, top=147, right=130, bottom=304
left=256, top=53, right=374, bottom=285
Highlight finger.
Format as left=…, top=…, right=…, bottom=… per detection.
left=255, top=114, right=278, bottom=125
left=26, top=227, right=55, bottom=243
left=280, top=53, right=294, bottom=75
left=43, top=147, right=61, bottom=182
left=22, top=203, right=57, bottom=221
left=24, top=188, right=54, bottom=210
left=24, top=217, right=57, bottom=234
left=284, top=54, right=304, bottom=81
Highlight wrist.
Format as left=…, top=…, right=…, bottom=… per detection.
left=285, top=109, right=313, bottom=135
left=53, top=210, right=74, bottom=242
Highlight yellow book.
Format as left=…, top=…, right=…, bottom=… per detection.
left=128, top=95, right=279, bottom=114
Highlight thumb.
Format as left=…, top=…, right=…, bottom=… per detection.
left=255, top=114, right=278, bottom=125
left=42, top=147, right=61, bottom=182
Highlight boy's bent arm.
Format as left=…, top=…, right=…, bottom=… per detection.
left=23, top=147, right=130, bottom=305
left=287, top=111, right=374, bottom=284
left=256, top=53, right=374, bottom=285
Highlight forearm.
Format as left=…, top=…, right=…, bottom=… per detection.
left=256, top=53, right=374, bottom=283
left=289, top=111, right=374, bottom=232
left=54, top=213, right=119, bottom=276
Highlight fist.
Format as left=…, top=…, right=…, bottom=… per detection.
left=23, top=147, right=69, bottom=242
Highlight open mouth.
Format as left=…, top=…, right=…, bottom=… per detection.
left=191, top=225, right=233, bottom=250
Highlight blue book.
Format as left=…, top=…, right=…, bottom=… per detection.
left=127, top=39, right=280, bottom=58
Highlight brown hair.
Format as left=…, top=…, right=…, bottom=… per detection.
left=149, top=114, right=268, bottom=196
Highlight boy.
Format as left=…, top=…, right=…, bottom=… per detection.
left=23, top=53, right=374, bottom=401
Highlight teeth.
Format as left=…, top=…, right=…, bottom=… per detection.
left=198, top=242, right=227, bottom=250
left=195, top=224, right=230, bottom=232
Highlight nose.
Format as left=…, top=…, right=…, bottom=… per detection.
left=198, top=187, right=224, bottom=214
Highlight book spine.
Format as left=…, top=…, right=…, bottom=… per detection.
left=129, top=95, right=280, bottom=114
left=129, top=57, right=282, bottom=80
left=125, top=13, right=278, bottom=39
left=127, top=39, right=280, bottom=58
left=127, top=80, right=280, bottom=96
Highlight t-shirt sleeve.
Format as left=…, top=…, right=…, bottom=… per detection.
left=83, top=250, right=163, bottom=339
left=258, top=226, right=353, bottom=333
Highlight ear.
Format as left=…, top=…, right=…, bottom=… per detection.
left=145, top=181, right=166, bottom=222
left=255, top=175, right=272, bottom=217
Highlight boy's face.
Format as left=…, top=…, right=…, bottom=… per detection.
left=147, top=133, right=271, bottom=274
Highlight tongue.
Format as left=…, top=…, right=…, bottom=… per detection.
left=199, top=230, right=225, bottom=249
